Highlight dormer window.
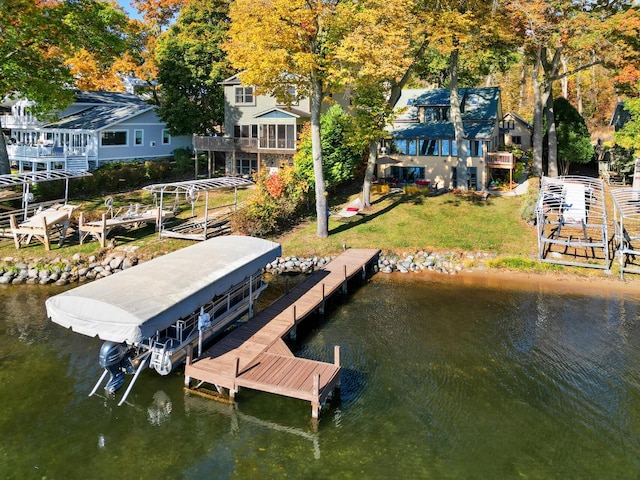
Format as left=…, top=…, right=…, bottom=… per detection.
left=235, top=86, right=254, bottom=105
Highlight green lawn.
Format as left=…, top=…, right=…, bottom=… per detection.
left=276, top=190, right=539, bottom=258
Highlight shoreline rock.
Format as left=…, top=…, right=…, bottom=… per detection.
left=0, top=248, right=493, bottom=286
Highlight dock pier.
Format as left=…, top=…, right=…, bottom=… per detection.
left=184, top=248, right=380, bottom=420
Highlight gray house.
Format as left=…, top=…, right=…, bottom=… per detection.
left=2, top=91, right=192, bottom=172
left=193, top=74, right=350, bottom=176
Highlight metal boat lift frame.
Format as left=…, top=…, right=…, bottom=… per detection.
left=143, top=176, right=253, bottom=241
left=535, top=175, right=610, bottom=271
left=610, top=187, right=640, bottom=279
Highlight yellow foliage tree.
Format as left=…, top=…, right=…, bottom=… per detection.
left=225, top=0, right=355, bottom=238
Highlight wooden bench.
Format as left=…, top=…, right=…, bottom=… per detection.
left=9, top=204, right=76, bottom=250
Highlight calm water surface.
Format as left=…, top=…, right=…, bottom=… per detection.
left=1, top=274, right=640, bottom=479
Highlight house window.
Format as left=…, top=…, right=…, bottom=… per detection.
left=162, top=129, right=171, bottom=145
left=419, top=139, right=439, bottom=156
left=441, top=139, right=450, bottom=156
left=101, top=131, right=127, bottom=146
left=452, top=140, right=458, bottom=156
left=511, top=135, right=522, bottom=145
left=236, top=157, right=257, bottom=175
left=134, top=129, right=143, bottom=146
left=235, top=86, right=254, bottom=105
left=469, top=140, right=482, bottom=156
left=259, top=124, right=295, bottom=149
left=394, top=139, right=416, bottom=155
left=233, top=125, right=258, bottom=138
left=422, top=107, right=449, bottom=122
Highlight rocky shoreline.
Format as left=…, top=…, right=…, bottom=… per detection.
left=0, top=248, right=492, bottom=286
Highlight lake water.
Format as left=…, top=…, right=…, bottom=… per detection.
left=1, top=273, right=640, bottom=479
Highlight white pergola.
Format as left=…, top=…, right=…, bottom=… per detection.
left=610, top=187, right=640, bottom=279
left=535, top=175, right=610, bottom=271
left=143, top=176, right=254, bottom=240
left=0, top=170, right=92, bottom=220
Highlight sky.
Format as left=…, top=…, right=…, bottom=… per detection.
left=117, top=0, right=142, bottom=20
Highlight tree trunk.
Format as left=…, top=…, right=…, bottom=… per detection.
left=576, top=71, right=583, bottom=115
left=561, top=55, right=569, bottom=98
left=310, top=75, right=328, bottom=238
left=362, top=140, right=377, bottom=208
left=532, top=46, right=544, bottom=177
left=545, top=90, right=558, bottom=176
left=450, top=49, right=468, bottom=192
left=0, top=133, right=11, bottom=175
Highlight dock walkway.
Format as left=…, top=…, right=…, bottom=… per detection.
left=184, top=248, right=380, bottom=418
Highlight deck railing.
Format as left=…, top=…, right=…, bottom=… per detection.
left=486, top=151, right=515, bottom=168
left=7, top=144, right=96, bottom=159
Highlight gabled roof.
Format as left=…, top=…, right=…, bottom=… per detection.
left=43, top=104, right=155, bottom=131
left=394, top=87, right=501, bottom=121
left=253, top=107, right=309, bottom=119
left=220, top=74, right=242, bottom=86
left=72, top=90, right=148, bottom=106
left=504, top=112, right=532, bottom=129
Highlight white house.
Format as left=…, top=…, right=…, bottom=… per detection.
left=1, top=91, right=192, bottom=172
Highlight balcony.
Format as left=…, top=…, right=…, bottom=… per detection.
left=486, top=152, right=515, bottom=169
left=1, top=114, right=45, bottom=129
left=193, top=136, right=258, bottom=153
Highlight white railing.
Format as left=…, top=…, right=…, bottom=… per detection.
left=0, top=114, right=45, bottom=129
left=7, top=144, right=96, bottom=159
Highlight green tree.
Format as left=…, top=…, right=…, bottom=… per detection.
left=155, top=0, right=230, bottom=135
left=0, top=0, right=133, bottom=173
left=553, top=97, right=593, bottom=175
left=294, top=105, right=363, bottom=192
left=615, top=98, right=640, bottom=152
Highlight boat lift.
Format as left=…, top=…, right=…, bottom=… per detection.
left=143, top=176, right=254, bottom=241
left=610, top=187, right=640, bottom=279
left=0, top=170, right=91, bottom=235
left=535, top=175, right=610, bottom=271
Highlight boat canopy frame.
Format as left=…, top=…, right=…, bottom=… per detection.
left=535, top=175, right=610, bottom=271
left=610, top=187, right=640, bottom=279
left=143, top=176, right=254, bottom=240
left=0, top=170, right=92, bottom=233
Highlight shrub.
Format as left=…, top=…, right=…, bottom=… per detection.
left=519, top=177, right=540, bottom=224
left=231, top=166, right=309, bottom=236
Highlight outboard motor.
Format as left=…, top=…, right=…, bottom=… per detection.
left=99, top=341, right=135, bottom=394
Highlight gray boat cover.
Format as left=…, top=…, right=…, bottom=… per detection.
left=46, top=236, right=281, bottom=343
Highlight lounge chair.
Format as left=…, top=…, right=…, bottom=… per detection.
left=331, top=198, right=363, bottom=219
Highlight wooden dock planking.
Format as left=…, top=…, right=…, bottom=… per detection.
left=185, top=248, right=380, bottom=418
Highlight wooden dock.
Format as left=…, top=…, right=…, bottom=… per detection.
left=184, top=248, right=380, bottom=419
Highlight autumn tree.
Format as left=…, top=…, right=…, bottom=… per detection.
left=224, top=0, right=354, bottom=238
left=332, top=0, right=423, bottom=207
left=0, top=0, right=132, bottom=174
left=155, top=0, right=231, bottom=136
left=505, top=0, right=640, bottom=177
left=418, top=0, right=516, bottom=192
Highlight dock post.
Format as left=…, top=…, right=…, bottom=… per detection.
left=341, top=265, right=348, bottom=293
left=289, top=305, right=297, bottom=340
left=184, top=345, right=192, bottom=388
left=319, top=283, right=325, bottom=314
left=312, top=374, right=320, bottom=419
left=334, top=345, right=341, bottom=391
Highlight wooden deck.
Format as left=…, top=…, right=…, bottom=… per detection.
left=184, top=248, right=380, bottom=419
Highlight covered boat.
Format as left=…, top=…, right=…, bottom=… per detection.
left=46, top=235, right=281, bottom=404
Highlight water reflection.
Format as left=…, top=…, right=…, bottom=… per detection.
left=2, top=275, right=640, bottom=479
